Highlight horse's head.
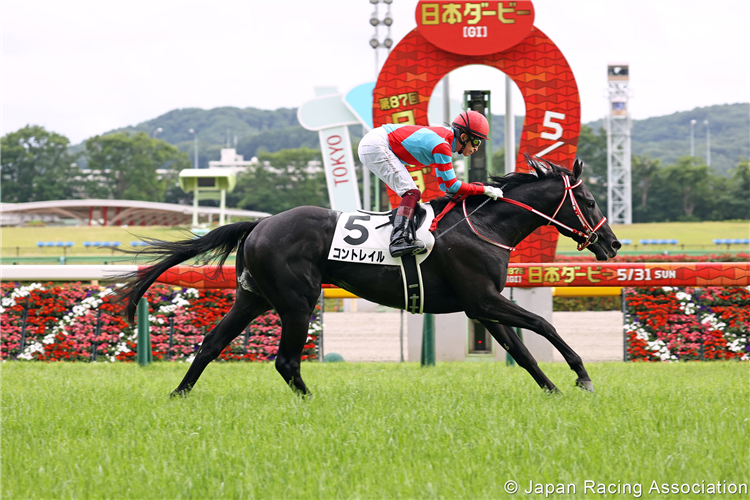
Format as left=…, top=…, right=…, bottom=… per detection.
left=525, top=156, right=621, bottom=261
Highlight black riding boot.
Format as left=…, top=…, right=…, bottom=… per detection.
left=389, top=215, right=426, bottom=258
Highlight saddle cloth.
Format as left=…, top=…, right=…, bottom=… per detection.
left=328, top=204, right=435, bottom=267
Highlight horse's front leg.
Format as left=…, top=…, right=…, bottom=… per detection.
left=480, top=321, right=558, bottom=393
left=470, top=293, right=594, bottom=392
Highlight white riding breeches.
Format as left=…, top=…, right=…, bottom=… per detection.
left=358, top=127, right=418, bottom=197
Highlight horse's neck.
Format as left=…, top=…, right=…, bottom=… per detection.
left=479, top=183, right=560, bottom=247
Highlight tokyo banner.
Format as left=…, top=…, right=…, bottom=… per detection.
left=298, top=94, right=362, bottom=212
left=318, top=125, right=360, bottom=212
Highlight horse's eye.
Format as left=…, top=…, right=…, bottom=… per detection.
left=587, top=201, right=595, bottom=208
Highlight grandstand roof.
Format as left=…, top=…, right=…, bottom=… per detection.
left=0, top=199, right=271, bottom=227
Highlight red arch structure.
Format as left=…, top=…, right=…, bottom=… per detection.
left=372, top=26, right=581, bottom=263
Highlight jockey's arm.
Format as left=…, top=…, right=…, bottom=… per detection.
left=434, top=159, right=486, bottom=196
left=431, top=139, right=502, bottom=199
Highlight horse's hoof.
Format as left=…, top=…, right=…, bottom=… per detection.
left=170, top=388, right=190, bottom=398
left=576, top=380, right=595, bottom=393
left=545, top=386, right=563, bottom=395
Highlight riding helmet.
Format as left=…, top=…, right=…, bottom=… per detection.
left=452, top=110, right=490, bottom=141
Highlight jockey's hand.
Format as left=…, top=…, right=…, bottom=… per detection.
left=484, top=186, right=504, bottom=200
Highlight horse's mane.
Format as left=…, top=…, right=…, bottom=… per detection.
left=431, top=155, right=576, bottom=211
left=487, top=158, right=574, bottom=191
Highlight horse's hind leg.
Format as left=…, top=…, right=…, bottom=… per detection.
left=171, top=288, right=270, bottom=397
left=481, top=322, right=559, bottom=393
left=275, top=309, right=315, bottom=395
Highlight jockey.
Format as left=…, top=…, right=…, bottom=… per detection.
left=358, top=110, right=504, bottom=258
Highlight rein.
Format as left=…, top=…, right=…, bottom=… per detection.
left=429, top=175, right=607, bottom=252
left=431, top=196, right=491, bottom=241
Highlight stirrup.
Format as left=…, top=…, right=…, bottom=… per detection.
left=390, top=238, right=426, bottom=258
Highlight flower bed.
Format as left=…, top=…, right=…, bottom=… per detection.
left=1, top=282, right=319, bottom=363
left=624, top=286, right=749, bottom=362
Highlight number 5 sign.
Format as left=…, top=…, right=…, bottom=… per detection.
left=372, top=0, right=581, bottom=263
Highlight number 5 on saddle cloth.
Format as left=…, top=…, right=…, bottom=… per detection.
left=327, top=204, right=436, bottom=314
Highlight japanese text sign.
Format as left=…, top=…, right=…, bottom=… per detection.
left=416, top=0, right=535, bottom=55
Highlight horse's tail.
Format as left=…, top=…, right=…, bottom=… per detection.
left=116, top=220, right=263, bottom=323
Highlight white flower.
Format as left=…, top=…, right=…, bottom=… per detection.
left=18, top=341, right=45, bottom=360
left=701, top=314, right=726, bottom=331
left=646, top=339, right=676, bottom=361
left=11, top=282, right=44, bottom=300
left=727, top=338, right=745, bottom=353
left=623, top=321, right=650, bottom=341
left=5, top=282, right=45, bottom=312
left=158, top=304, right=178, bottom=315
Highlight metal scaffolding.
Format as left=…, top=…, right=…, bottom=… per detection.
left=606, top=64, right=632, bottom=225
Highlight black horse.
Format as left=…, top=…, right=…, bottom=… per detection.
left=119, top=157, right=620, bottom=396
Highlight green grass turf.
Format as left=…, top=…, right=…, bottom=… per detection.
left=2, top=220, right=748, bottom=257
left=1, top=226, right=190, bottom=253
left=2, top=362, right=748, bottom=499
left=555, top=220, right=749, bottom=252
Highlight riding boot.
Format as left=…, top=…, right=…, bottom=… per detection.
left=389, top=214, right=426, bottom=258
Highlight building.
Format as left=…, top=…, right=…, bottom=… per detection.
left=0, top=199, right=270, bottom=227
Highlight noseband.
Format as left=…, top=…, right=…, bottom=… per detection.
left=432, top=174, right=607, bottom=252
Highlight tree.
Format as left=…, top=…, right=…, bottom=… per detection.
left=730, top=159, right=750, bottom=215
left=1, top=125, right=79, bottom=203
left=229, top=148, right=328, bottom=214
left=716, top=158, right=750, bottom=220
left=84, top=132, right=189, bottom=201
left=659, top=157, right=712, bottom=220
left=631, top=155, right=662, bottom=208
left=575, top=125, right=608, bottom=213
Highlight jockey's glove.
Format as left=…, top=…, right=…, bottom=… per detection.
left=484, top=186, right=504, bottom=200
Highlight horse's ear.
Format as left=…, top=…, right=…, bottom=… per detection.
left=573, top=159, right=583, bottom=180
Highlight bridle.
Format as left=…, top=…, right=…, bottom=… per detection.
left=544, top=174, right=607, bottom=251
left=431, top=174, right=607, bottom=252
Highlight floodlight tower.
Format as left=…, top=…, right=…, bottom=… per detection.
left=368, top=0, right=393, bottom=211
left=606, top=64, right=632, bottom=225
left=369, top=0, right=393, bottom=77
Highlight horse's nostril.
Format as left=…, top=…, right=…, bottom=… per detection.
left=612, top=240, right=622, bottom=251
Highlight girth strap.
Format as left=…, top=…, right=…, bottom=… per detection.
left=400, top=254, right=424, bottom=314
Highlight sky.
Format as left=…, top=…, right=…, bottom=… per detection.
left=2, top=0, right=749, bottom=144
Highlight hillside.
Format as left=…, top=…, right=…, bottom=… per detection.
left=73, top=102, right=749, bottom=176
left=586, top=103, right=749, bottom=176
left=70, top=107, right=321, bottom=169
